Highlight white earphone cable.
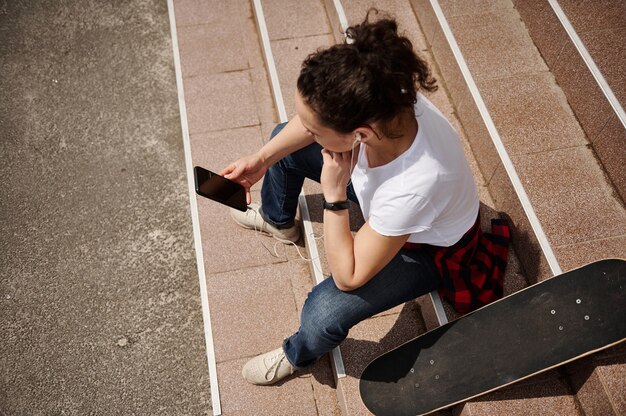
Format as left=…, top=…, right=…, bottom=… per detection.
left=249, top=208, right=328, bottom=277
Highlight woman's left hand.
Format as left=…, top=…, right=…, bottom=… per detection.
left=320, top=148, right=353, bottom=201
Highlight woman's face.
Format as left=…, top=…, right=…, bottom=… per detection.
left=295, top=90, right=355, bottom=153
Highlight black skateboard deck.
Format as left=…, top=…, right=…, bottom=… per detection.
left=359, top=258, right=626, bottom=416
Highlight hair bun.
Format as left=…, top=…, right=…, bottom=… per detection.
left=345, top=9, right=398, bottom=53
left=297, top=8, right=437, bottom=136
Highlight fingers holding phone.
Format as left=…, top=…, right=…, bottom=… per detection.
left=219, top=153, right=267, bottom=204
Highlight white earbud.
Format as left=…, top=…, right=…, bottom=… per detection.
left=354, top=133, right=362, bottom=142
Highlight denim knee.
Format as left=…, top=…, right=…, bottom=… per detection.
left=282, top=279, right=357, bottom=367
left=300, top=280, right=355, bottom=340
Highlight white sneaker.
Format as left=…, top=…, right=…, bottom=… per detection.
left=231, top=203, right=300, bottom=243
left=242, top=347, right=296, bottom=385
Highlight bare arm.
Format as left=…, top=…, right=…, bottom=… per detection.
left=324, top=212, right=409, bottom=291
left=257, top=114, right=316, bottom=166
left=320, top=148, right=410, bottom=291
left=220, top=115, right=315, bottom=203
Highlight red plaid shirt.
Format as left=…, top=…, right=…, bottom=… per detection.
left=404, top=214, right=510, bottom=314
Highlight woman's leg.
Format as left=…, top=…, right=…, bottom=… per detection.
left=260, top=122, right=358, bottom=228
left=283, top=248, right=440, bottom=368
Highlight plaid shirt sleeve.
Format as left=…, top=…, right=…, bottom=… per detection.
left=404, top=214, right=511, bottom=314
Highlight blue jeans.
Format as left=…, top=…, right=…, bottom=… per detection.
left=260, top=123, right=440, bottom=369
left=283, top=249, right=440, bottom=368
left=259, top=123, right=359, bottom=228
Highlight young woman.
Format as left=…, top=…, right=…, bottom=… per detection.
left=221, top=10, right=509, bottom=386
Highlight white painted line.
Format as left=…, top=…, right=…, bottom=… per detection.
left=298, top=195, right=327, bottom=288
left=430, top=0, right=563, bottom=276
left=252, top=0, right=288, bottom=123
left=429, top=291, right=449, bottom=325
left=252, top=0, right=347, bottom=379
left=166, top=2, right=222, bottom=415
left=332, top=0, right=350, bottom=33
left=549, top=0, right=626, bottom=130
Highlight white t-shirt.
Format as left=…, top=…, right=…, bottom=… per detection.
left=350, top=94, right=479, bottom=247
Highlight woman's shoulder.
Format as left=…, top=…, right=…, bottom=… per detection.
left=415, top=94, right=455, bottom=131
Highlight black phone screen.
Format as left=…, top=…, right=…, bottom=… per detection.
left=194, top=166, right=247, bottom=212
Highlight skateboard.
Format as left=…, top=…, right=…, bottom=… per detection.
left=359, top=258, right=626, bottom=416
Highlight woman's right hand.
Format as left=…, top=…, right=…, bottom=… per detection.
left=220, top=153, right=268, bottom=205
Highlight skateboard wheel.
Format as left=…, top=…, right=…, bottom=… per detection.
left=559, top=326, right=564, bottom=330
left=551, top=310, right=556, bottom=314
left=410, top=368, right=415, bottom=373
left=585, top=315, right=590, bottom=320
left=576, top=299, right=582, bottom=304
left=430, top=360, right=435, bottom=365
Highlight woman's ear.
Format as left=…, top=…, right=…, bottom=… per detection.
left=355, top=123, right=382, bottom=142
left=353, top=127, right=370, bottom=142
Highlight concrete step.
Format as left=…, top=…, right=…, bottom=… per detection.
left=412, top=0, right=626, bottom=275
left=173, top=0, right=341, bottom=414
left=565, top=342, right=626, bottom=416
left=409, top=0, right=625, bottom=415
left=320, top=2, right=530, bottom=414
left=512, top=2, right=626, bottom=413
left=172, top=0, right=624, bottom=414
left=514, top=0, right=625, bottom=204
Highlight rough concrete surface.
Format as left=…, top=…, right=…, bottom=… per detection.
left=0, top=1, right=211, bottom=414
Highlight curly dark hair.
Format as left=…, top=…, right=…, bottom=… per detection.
left=296, top=8, right=437, bottom=138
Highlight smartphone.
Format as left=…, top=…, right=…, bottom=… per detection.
left=194, top=166, right=248, bottom=212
